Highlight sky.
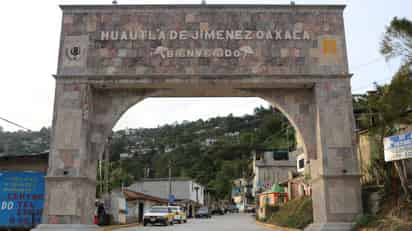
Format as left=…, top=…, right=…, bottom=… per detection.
left=0, top=0, right=410, bottom=132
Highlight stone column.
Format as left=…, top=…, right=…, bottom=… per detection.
left=33, top=82, right=99, bottom=231
left=305, top=79, right=362, bottom=231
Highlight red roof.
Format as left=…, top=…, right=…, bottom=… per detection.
left=123, top=189, right=168, bottom=204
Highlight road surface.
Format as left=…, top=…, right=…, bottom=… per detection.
left=117, top=213, right=274, bottom=231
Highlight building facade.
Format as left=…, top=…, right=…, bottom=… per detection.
left=123, top=189, right=168, bottom=223
left=128, top=178, right=205, bottom=206
left=231, top=178, right=253, bottom=211
left=252, top=150, right=297, bottom=196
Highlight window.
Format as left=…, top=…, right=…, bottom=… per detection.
left=255, top=151, right=263, bottom=160
left=273, top=150, right=289, bottom=161
left=298, top=159, right=305, bottom=169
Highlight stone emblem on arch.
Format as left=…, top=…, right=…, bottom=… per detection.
left=66, top=46, right=81, bottom=61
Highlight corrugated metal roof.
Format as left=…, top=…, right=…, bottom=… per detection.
left=0, top=150, right=49, bottom=159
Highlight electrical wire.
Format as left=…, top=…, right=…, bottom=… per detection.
left=0, top=116, right=31, bottom=131
left=350, top=56, right=386, bottom=72
left=350, top=56, right=397, bottom=92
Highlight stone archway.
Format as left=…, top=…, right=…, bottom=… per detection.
left=34, top=4, right=362, bottom=231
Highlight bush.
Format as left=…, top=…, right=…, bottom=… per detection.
left=353, top=214, right=376, bottom=230
left=268, top=197, right=313, bottom=229
left=265, top=205, right=280, bottom=215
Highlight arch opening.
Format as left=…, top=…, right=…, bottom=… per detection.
left=95, top=95, right=311, bottom=203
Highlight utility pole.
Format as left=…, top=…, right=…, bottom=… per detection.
left=194, top=186, right=200, bottom=204
left=168, top=159, right=172, bottom=205
left=105, top=136, right=111, bottom=193
left=99, top=152, right=103, bottom=196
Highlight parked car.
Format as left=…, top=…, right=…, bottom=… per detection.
left=169, top=206, right=187, bottom=224
left=211, top=207, right=225, bottom=215
left=244, top=205, right=256, bottom=213
left=227, top=205, right=239, bottom=213
left=195, top=207, right=211, bottom=218
left=143, top=206, right=174, bottom=226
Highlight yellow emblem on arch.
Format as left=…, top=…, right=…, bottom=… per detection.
left=322, top=39, right=337, bottom=55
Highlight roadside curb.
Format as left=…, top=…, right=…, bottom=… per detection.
left=256, top=221, right=302, bottom=231
left=101, top=223, right=141, bottom=231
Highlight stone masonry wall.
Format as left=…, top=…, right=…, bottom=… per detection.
left=58, top=5, right=348, bottom=76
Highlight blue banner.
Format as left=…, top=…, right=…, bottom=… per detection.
left=0, top=171, right=45, bottom=227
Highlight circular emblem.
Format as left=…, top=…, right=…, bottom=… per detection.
left=66, top=46, right=81, bottom=61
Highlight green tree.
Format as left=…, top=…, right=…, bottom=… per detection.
left=366, top=17, right=412, bottom=199
left=109, top=135, right=128, bottom=161
left=103, top=105, right=296, bottom=201
left=381, top=17, right=412, bottom=64
left=211, top=170, right=232, bottom=200
left=386, top=66, right=412, bottom=124
left=383, top=17, right=412, bottom=199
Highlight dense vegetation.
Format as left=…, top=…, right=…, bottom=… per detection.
left=0, top=126, right=49, bottom=155
left=105, top=106, right=295, bottom=199
left=0, top=106, right=296, bottom=200
left=349, top=17, right=412, bottom=230
left=353, top=17, right=412, bottom=200
left=262, top=197, right=313, bottom=229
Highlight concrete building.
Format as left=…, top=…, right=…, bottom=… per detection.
left=256, top=184, right=288, bottom=220
left=0, top=152, right=48, bottom=229
left=127, top=178, right=205, bottom=217
left=0, top=151, right=48, bottom=172
left=123, top=189, right=168, bottom=223
left=280, top=171, right=312, bottom=202
left=128, top=178, right=205, bottom=205
left=252, top=150, right=297, bottom=196
left=100, top=190, right=128, bottom=225
left=356, top=125, right=412, bottom=184
left=275, top=147, right=312, bottom=201
left=231, top=178, right=253, bottom=211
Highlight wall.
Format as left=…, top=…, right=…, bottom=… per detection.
left=356, top=131, right=373, bottom=183
left=257, top=166, right=297, bottom=189
left=58, top=5, right=348, bottom=77
left=357, top=129, right=412, bottom=183
left=188, top=182, right=205, bottom=205
left=289, top=177, right=311, bottom=200
left=253, top=151, right=297, bottom=194
left=0, top=155, right=48, bottom=173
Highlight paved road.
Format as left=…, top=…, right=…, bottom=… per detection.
left=118, top=213, right=274, bottom=231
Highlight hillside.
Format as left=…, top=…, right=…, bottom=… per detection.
left=0, top=106, right=295, bottom=199
left=0, top=127, right=50, bottom=156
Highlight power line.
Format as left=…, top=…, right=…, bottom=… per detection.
left=351, top=56, right=386, bottom=72
left=0, top=116, right=31, bottom=131
left=350, top=56, right=396, bottom=92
